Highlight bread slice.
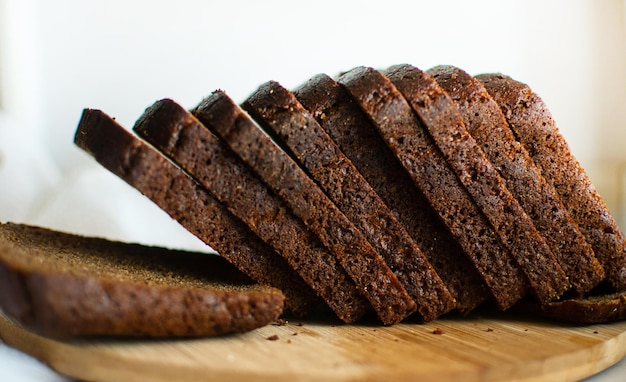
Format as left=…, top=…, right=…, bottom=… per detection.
left=191, top=92, right=418, bottom=325
left=429, top=66, right=604, bottom=295
left=74, top=108, right=318, bottom=317
left=293, top=73, right=489, bottom=314
left=386, top=64, right=569, bottom=304
left=237, top=82, right=448, bottom=322
left=132, top=99, right=370, bottom=324
left=0, top=222, right=285, bottom=338
left=338, top=66, right=528, bottom=310
left=478, top=73, right=626, bottom=292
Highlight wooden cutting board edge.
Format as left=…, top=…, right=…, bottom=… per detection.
left=2, top=311, right=626, bottom=382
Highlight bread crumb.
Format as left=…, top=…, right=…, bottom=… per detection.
left=432, top=328, right=444, bottom=335
left=273, top=318, right=288, bottom=326
left=267, top=334, right=279, bottom=341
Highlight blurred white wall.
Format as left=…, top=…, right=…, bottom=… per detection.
left=1, top=0, right=625, bottom=247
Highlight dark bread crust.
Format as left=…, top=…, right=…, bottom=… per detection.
left=521, top=292, right=626, bottom=324
left=73, top=108, right=317, bottom=317
left=431, top=66, right=604, bottom=295
left=0, top=222, right=285, bottom=338
left=294, top=73, right=489, bottom=314
left=339, top=66, right=528, bottom=310
left=133, top=100, right=370, bottom=324
left=388, top=64, right=569, bottom=304
left=239, top=82, right=448, bottom=323
left=478, top=73, right=626, bottom=291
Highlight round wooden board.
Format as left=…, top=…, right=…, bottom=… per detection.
left=2, top=310, right=626, bottom=382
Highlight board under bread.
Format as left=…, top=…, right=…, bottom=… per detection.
left=2, top=309, right=626, bottom=381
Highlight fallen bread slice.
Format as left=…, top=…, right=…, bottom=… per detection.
left=519, top=292, right=626, bottom=324
left=338, top=66, right=528, bottom=310
left=0, top=222, right=285, bottom=338
left=293, top=73, right=489, bottom=314
left=133, top=99, right=371, bottom=324
left=430, top=66, right=604, bottom=295
left=238, top=82, right=446, bottom=322
left=74, top=108, right=319, bottom=317
left=477, top=73, right=626, bottom=292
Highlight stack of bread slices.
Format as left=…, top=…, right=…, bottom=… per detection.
left=71, top=64, right=626, bottom=326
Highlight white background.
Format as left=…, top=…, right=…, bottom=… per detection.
left=0, top=0, right=625, bottom=380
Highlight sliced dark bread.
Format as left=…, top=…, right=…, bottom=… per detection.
left=238, top=82, right=448, bottom=322
left=430, top=66, right=604, bottom=295
left=293, top=73, right=489, bottom=314
left=0, top=222, right=285, bottom=338
left=386, top=64, right=569, bottom=304
left=478, top=73, right=626, bottom=292
left=177, top=92, right=416, bottom=325
left=338, top=66, right=529, bottom=310
left=74, top=108, right=318, bottom=317
left=132, top=99, right=370, bottom=324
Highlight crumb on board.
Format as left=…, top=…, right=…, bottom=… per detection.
left=267, top=334, right=280, bottom=341
left=432, top=328, right=444, bottom=335
left=273, top=319, right=288, bottom=326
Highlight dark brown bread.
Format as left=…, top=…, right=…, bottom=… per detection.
left=0, top=222, right=285, bottom=338
left=163, top=93, right=414, bottom=325
left=193, top=93, right=419, bottom=325
left=293, top=73, right=489, bottom=314
left=387, top=64, right=569, bottom=304
left=430, top=66, right=604, bottom=295
left=339, top=66, right=528, bottom=310
left=133, top=99, right=370, bottom=324
left=520, top=292, right=626, bottom=324
left=478, top=73, right=626, bottom=291
left=73, top=108, right=318, bottom=317
left=239, top=82, right=448, bottom=322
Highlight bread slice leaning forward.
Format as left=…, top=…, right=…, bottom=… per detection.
left=338, top=66, right=529, bottom=310
left=73, top=108, right=318, bottom=317
left=477, top=73, right=626, bottom=293
left=430, top=66, right=604, bottom=296
left=293, top=73, right=489, bottom=315
left=132, top=100, right=372, bottom=324
left=236, top=83, right=445, bottom=322
left=0, top=222, right=285, bottom=338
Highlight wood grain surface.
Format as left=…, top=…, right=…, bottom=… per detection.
left=1, top=309, right=626, bottom=382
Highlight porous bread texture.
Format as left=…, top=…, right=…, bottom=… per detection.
left=294, top=73, right=488, bottom=314
left=134, top=100, right=371, bottom=324
left=240, top=82, right=451, bottom=322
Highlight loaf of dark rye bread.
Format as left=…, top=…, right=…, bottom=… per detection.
left=478, top=73, right=626, bottom=292
left=192, top=91, right=423, bottom=324
left=238, top=82, right=451, bottom=322
left=68, top=64, right=626, bottom=326
left=73, top=108, right=318, bottom=317
left=430, top=66, right=604, bottom=295
left=133, top=99, right=372, bottom=324
left=293, top=73, right=489, bottom=314
left=0, top=222, right=285, bottom=337
left=338, top=66, right=529, bottom=310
